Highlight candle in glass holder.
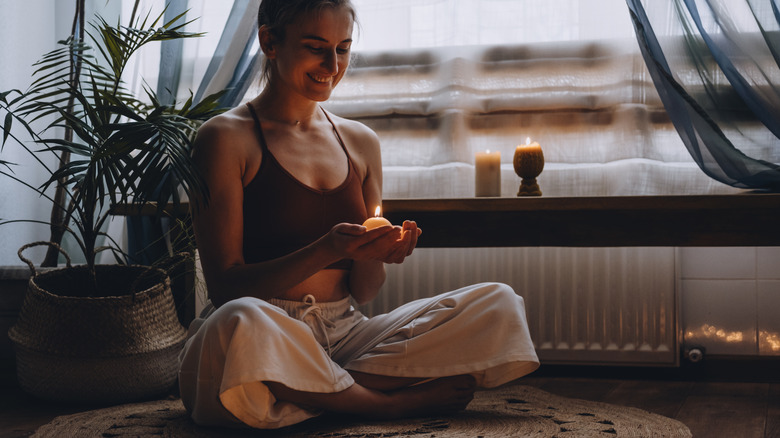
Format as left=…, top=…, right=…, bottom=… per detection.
left=362, top=206, right=392, bottom=230
left=513, top=138, right=544, bottom=196
left=475, top=150, right=501, bottom=197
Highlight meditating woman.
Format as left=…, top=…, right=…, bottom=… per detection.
left=178, top=0, right=539, bottom=429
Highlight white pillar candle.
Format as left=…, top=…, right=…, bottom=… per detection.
left=475, top=150, right=501, bottom=197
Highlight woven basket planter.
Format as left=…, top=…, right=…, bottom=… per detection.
left=8, top=243, right=188, bottom=405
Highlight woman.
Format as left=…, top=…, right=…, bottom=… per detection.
left=179, top=0, right=539, bottom=429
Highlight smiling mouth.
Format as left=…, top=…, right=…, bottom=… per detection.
left=309, top=74, right=332, bottom=84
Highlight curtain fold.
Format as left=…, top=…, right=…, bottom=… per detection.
left=627, top=0, right=780, bottom=191
left=193, top=0, right=260, bottom=107
left=156, top=0, right=188, bottom=106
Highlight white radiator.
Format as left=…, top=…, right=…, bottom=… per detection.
left=359, top=247, right=679, bottom=366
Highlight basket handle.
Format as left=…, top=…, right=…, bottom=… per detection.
left=130, top=252, right=191, bottom=296
left=17, top=241, right=73, bottom=277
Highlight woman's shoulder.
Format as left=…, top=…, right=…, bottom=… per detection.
left=195, top=105, right=256, bottom=151
left=325, top=110, right=380, bottom=149
left=192, top=105, right=260, bottom=176
left=199, top=105, right=255, bottom=138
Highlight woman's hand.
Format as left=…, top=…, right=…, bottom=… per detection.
left=325, top=221, right=422, bottom=264
left=384, top=220, right=421, bottom=264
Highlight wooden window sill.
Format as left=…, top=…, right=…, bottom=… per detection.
left=111, top=193, right=780, bottom=247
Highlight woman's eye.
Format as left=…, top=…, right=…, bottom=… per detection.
left=305, top=45, right=349, bottom=55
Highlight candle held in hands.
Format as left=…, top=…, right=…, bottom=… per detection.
left=362, top=206, right=392, bottom=230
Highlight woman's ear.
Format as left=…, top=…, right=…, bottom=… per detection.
left=258, top=25, right=276, bottom=59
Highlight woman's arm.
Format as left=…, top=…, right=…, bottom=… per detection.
left=348, top=141, right=387, bottom=304
left=343, top=122, right=421, bottom=305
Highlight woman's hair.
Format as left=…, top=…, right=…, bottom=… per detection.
left=257, top=0, right=358, bottom=84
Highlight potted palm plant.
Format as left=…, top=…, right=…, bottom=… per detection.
left=0, top=4, right=224, bottom=404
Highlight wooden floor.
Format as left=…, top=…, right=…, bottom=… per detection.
left=1, top=361, right=779, bottom=438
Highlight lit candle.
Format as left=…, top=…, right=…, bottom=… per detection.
left=474, top=150, right=501, bottom=197
left=515, top=137, right=542, bottom=159
left=362, top=206, right=392, bottom=230
left=513, top=137, right=545, bottom=197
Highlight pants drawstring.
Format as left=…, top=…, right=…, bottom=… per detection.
left=300, top=294, right=337, bottom=356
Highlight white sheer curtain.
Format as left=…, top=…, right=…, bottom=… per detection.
left=120, top=0, right=235, bottom=104
left=0, top=1, right=58, bottom=266
left=326, top=0, right=745, bottom=198
left=0, top=0, right=123, bottom=266
left=120, top=0, right=752, bottom=200
left=0, top=0, right=748, bottom=266
left=190, top=0, right=742, bottom=198
left=350, top=0, right=634, bottom=50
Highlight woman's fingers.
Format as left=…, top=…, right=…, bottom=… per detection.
left=328, top=223, right=394, bottom=259
left=333, top=222, right=371, bottom=236
left=333, top=220, right=423, bottom=263
left=402, top=221, right=420, bottom=256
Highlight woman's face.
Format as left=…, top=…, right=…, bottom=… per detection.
left=267, top=6, right=354, bottom=102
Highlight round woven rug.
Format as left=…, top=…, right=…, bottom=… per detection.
left=32, top=384, right=691, bottom=437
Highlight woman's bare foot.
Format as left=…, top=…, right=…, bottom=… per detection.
left=349, top=370, right=426, bottom=391
left=383, top=375, right=477, bottom=418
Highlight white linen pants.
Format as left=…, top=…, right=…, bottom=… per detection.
left=178, top=282, right=539, bottom=429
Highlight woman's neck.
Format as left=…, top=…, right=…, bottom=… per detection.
left=253, top=86, right=321, bottom=127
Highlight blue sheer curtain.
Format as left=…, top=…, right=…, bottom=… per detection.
left=627, top=0, right=780, bottom=191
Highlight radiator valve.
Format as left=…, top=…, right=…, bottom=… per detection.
left=684, top=346, right=705, bottom=363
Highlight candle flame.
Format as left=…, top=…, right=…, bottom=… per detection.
left=526, top=137, right=531, bottom=145
left=374, top=206, right=381, bottom=217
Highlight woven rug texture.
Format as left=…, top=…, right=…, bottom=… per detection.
left=32, top=383, right=692, bottom=437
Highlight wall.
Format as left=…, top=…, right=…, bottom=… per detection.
left=681, top=247, right=780, bottom=358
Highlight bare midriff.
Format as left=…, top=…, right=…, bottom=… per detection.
left=277, top=269, right=351, bottom=302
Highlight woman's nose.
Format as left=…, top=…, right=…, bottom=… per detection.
left=322, top=50, right=339, bottom=74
